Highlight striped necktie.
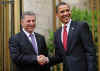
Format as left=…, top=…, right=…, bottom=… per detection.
left=29, top=34, right=38, bottom=54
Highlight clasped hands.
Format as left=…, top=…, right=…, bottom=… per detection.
left=37, top=55, right=49, bottom=65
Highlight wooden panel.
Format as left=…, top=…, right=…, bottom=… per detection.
left=91, top=0, right=95, bottom=42
left=0, top=0, right=3, bottom=71
left=96, top=0, right=100, bottom=71
left=53, top=0, right=56, bottom=32
left=53, top=0, right=57, bottom=71
left=14, top=0, right=20, bottom=33
left=3, top=0, right=10, bottom=71
left=0, top=0, right=21, bottom=71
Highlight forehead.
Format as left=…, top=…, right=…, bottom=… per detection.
left=58, top=5, right=70, bottom=11
left=24, top=15, right=35, bottom=20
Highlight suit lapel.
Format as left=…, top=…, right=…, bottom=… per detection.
left=21, top=31, right=37, bottom=54
left=34, top=33, right=40, bottom=48
left=34, top=33, right=41, bottom=53
left=21, top=31, right=32, bottom=46
left=67, top=21, right=76, bottom=51
left=57, top=22, right=76, bottom=51
left=58, top=27, right=63, bottom=48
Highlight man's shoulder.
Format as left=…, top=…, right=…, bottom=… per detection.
left=72, top=21, right=88, bottom=26
left=71, top=21, right=89, bottom=28
left=54, top=27, right=62, bottom=36
left=34, top=32, right=44, bottom=38
left=56, top=27, right=62, bottom=32
left=9, top=31, right=23, bottom=40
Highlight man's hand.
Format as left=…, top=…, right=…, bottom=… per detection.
left=37, top=55, right=49, bottom=65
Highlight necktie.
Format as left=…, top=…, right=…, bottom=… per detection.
left=63, top=25, right=68, bottom=50
left=29, top=34, right=38, bottom=54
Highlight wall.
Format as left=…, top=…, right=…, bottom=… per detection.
left=24, top=0, right=53, bottom=40
left=24, top=0, right=90, bottom=40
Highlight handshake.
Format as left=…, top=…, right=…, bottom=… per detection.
left=37, top=55, right=49, bottom=66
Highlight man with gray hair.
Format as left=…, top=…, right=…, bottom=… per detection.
left=9, top=11, right=50, bottom=71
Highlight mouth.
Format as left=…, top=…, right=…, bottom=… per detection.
left=61, top=15, right=70, bottom=23
left=62, top=15, right=70, bottom=19
left=63, top=15, right=67, bottom=18
left=63, top=16, right=69, bottom=20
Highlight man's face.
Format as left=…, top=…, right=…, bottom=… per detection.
left=21, top=15, right=36, bottom=33
left=57, top=4, right=71, bottom=24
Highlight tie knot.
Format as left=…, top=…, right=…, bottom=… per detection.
left=64, top=25, right=67, bottom=31
left=29, top=34, right=33, bottom=38
left=64, top=25, right=67, bottom=28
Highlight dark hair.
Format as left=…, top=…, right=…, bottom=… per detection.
left=56, top=2, right=70, bottom=13
left=21, top=11, right=36, bottom=20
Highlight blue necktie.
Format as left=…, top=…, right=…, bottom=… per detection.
left=29, top=34, right=38, bottom=54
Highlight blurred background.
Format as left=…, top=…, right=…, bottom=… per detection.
left=0, top=0, right=100, bottom=71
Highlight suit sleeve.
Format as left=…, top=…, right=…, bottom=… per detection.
left=9, top=36, right=37, bottom=65
left=49, top=32, right=63, bottom=66
left=39, top=36, right=48, bottom=56
left=38, top=35, right=50, bottom=71
left=80, top=22, right=96, bottom=71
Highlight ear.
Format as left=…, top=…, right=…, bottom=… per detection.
left=21, top=20, right=23, bottom=25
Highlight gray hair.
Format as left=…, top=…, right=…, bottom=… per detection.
left=21, top=11, right=36, bottom=20
left=56, top=2, right=70, bottom=13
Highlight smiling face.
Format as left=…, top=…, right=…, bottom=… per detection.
left=56, top=4, right=71, bottom=24
left=21, top=15, right=36, bottom=33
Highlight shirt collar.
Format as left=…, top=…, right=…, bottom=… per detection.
left=62, top=19, right=72, bottom=28
left=23, top=28, right=35, bottom=37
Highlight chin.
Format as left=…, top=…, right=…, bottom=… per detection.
left=65, top=20, right=70, bottom=23
left=28, top=30, right=33, bottom=33
left=63, top=21, right=68, bottom=24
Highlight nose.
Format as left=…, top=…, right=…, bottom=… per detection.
left=64, top=11, right=67, bottom=15
left=27, top=21, right=34, bottom=26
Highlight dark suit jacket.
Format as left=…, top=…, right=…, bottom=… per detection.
left=9, top=31, right=50, bottom=71
left=52, top=21, right=96, bottom=71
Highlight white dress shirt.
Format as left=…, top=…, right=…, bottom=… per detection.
left=61, top=19, right=72, bottom=43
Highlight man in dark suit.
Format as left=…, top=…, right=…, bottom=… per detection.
left=51, top=2, right=96, bottom=71
left=9, top=11, right=49, bottom=71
